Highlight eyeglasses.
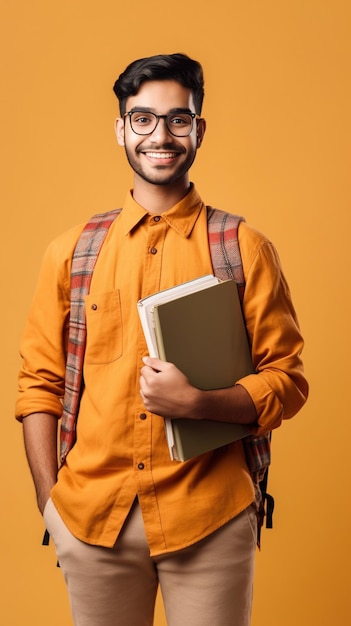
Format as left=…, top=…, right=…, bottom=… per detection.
left=125, top=110, right=199, bottom=137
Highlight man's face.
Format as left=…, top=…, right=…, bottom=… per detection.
left=115, top=80, right=206, bottom=188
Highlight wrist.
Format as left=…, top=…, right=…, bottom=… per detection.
left=37, top=481, right=56, bottom=515
left=187, top=387, right=207, bottom=420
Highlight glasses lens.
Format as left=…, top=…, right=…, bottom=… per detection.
left=166, top=113, right=194, bottom=136
left=130, top=112, right=157, bottom=135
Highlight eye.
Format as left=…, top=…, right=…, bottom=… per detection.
left=169, top=114, right=192, bottom=128
left=131, top=112, right=155, bottom=127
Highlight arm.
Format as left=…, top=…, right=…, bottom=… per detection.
left=16, top=234, right=78, bottom=511
left=140, top=357, right=257, bottom=424
left=22, top=413, right=58, bottom=514
left=16, top=230, right=79, bottom=422
left=140, top=231, right=308, bottom=431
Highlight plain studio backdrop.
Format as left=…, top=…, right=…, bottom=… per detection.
left=1, top=1, right=349, bottom=625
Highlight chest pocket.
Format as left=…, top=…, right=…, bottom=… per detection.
left=84, top=290, right=123, bottom=364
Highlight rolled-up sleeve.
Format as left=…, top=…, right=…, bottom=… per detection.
left=16, top=229, right=80, bottom=420
left=237, top=224, right=308, bottom=432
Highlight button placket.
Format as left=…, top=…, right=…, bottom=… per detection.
left=141, top=217, right=166, bottom=300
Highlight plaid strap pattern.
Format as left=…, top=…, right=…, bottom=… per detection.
left=207, top=207, right=273, bottom=538
left=59, top=209, right=121, bottom=466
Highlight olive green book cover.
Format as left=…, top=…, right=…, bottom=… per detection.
left=152, top=280, right=254, bottom=461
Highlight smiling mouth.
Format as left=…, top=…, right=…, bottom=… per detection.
left=143, top=151, right=180, bottom=159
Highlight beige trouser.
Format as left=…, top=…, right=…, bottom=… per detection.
left=44, top=497, right=256, bottom=626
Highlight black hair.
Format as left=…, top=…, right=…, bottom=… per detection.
left=113, top=53, right=204, bottom=116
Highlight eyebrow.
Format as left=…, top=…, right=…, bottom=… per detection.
left=128, top=107, right=194, bottom=115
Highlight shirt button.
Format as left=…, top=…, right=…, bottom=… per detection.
left=91, top=304, right=98, bottom=310
left=150, top=247, right=157, bottom=255
left=140, top=413, right=147, bottom=420
left=153, top=216, right=161, bottom=222
left=138, top=463, right=145, bottom=470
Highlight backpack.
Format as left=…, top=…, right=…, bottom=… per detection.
left=60, top=206, right=274, bottom=545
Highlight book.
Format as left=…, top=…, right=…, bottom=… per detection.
left=137, top=276, right=254, bottom=461
left=137, top=274, right=220, bottom=358
left=166, top=418, right=250, bottom=462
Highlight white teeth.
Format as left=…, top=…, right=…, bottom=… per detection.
left=145, top=152, right=177, bottom=159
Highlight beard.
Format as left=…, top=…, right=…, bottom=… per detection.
left=123, top=142, right=197, bottom=187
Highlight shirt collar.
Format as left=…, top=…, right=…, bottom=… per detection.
left=119, top=184, right=204, bottom=238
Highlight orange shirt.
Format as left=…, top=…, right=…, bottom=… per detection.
left=16, top=186, right=308, bottom=555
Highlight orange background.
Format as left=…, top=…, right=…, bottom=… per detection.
left=1, top=1, right=350, bottom=625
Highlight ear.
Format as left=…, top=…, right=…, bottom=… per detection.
left=196, top=118, right=206, bottom=148
left=114, top=117, right=125, bottom=146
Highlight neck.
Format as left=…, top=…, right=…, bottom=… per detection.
left=132, top=176, right=191, bottom=214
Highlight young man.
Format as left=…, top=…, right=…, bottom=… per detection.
left=16, top=53, right=308, bottom=626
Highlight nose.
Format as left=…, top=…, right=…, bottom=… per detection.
left=149, top=117, right=172, bottom=142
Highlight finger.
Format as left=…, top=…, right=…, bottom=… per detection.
left=142, top=356, right=163, bottom=371
left=139, top=373, right=148, bottom=392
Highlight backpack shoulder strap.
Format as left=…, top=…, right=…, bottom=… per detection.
left=59, top=209, right=121, bottom=466
left=206, top=206, right=245, bottom=298
left=206, top=206, right=274, bottom=544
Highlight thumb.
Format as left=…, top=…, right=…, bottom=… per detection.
left=142, top=356, right=164, bottom=371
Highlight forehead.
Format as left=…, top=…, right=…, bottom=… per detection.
left=126, top=80, right=195, bottom=113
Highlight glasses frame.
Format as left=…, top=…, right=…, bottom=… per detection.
left=124, top=110, right=199, bottom=137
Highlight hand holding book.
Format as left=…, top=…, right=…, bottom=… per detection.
left=140, top=356, right=199, bottom=418
left=140, top=355, right=256, bottom=426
